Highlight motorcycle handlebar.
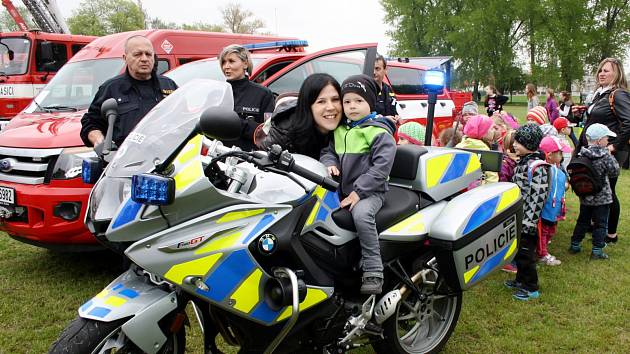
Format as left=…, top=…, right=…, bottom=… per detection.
left=289, top=162, right=339, bottom=192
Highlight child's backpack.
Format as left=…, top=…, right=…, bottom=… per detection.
left=566, top=154, right=603, bottom=197
left=527, top=161, right=566, bottom=222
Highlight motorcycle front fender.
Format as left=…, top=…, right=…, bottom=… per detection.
left=78, top=268, right=178, bottom=354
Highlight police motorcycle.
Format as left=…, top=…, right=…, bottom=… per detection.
left=50, top=80, right=522, bottom=354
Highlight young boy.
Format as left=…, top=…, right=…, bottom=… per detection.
left=321, top=74, right=396, bottom=294
left=505, top=124, right=548, bottom=301
left=569, top=123, right=620, bottom=260
left=537, top=136, right=572, bottom=266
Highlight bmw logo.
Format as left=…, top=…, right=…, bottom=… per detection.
left=0, top=158, right=16, bottom=173
left=258, top=233, right=277, bottom=255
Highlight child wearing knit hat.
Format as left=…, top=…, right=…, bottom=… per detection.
left=505, top=123, right=548, bottom=300
left=455, top=114, right=499, bottom=184
left=397, top=122, right=426, bottom=145
left=526, top=106, right=548, bottom=125
left=321, top=74, right=396, bottom=294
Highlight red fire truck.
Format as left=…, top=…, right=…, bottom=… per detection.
left=1, top=0, right=96, bottom=124
left=0, top=29, right=303, bottom=250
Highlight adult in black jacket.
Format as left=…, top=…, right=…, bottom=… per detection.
left=80, top=35, right=177, bottom=147
left=578, top=57, right=630, bottom=244
left=256, top=73, right=343, bottom=159
left=219, top=44, right=274, bottom=151
left=373, top=54, right=399, bottom=118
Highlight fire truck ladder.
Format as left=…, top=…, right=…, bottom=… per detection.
left=20, top=0, right=69, bottom=33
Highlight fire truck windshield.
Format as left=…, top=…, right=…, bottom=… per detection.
left=0, top=37, right=30, bottom=76
left=25, top=58, right=125, bottom=113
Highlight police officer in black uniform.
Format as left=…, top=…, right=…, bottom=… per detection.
left=80, top=35, right=178, bottom=148
left=219, top=44, right=274, bottom=151
left=373, top=53, right=399, bottom=120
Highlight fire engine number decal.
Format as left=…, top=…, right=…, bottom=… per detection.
left=0, top=85, right=15, bottom=97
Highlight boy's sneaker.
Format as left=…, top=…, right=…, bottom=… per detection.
left=568, top=242, right=582, bottom=254
left=360, top=272, right=383, bottom=294
left=605, top=235, right=618, bottom=244
left=590, top=249, right=609, bottom=260
left=504, top=280, right=523, bottom=290
left=513, top=288, right=540, bottom=301
left=539, top=254, right=561, bottom=266
left=501, top=264, right=517, bottom=273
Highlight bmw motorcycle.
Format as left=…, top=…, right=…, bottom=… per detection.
left=50, top=80, right=522, bottom=354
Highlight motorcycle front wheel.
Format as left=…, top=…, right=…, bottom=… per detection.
left=48, top=316, right=185, bottom=354
left=373, top=260, right=462, bottom=354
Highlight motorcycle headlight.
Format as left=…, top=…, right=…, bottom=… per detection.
left=52, top=147, right=97, bottom=180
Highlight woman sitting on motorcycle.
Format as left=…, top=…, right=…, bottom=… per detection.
left=256, top=73, right=343, bottom=159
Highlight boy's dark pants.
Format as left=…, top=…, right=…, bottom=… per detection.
left=572, top=203, right=610, bottom=249
left=515, top=233, right=539, bottom=292
left=351, top=193, right=385, bottom=273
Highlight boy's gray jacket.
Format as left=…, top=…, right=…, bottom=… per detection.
left=577, top=145, right=620, bottom=206
left=320, top=120, right=396, bottom=198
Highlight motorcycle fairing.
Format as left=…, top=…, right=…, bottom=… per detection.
left=79, top=269, right=174, bottom=322
left=428, top=183, right=523, bottom=290
left=124, top=204, right=332, bottom=326
left=379, top=201, right=447, bottom=241
left=300, top=186, right=359, bottom=246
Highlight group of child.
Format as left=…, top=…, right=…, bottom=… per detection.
left=317, top=74, right=619, bottom=300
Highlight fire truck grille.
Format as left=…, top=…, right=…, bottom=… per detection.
left=0, top=147, right=62, bottom=185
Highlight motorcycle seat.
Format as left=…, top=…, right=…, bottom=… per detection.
left=331, top=186, right=419, bottom=233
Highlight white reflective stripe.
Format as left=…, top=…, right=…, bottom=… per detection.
left=397, top=99, right=456, bottom=120
left=0, top=84, right=47, bottom=98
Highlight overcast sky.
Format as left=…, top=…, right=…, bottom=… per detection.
left=57, top=0, right=393, bottom=54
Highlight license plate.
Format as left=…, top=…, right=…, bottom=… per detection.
left=0, top=186, right=15, bottom=205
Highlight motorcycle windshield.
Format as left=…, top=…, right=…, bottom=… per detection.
left=107, top=79, right=234, bottom=178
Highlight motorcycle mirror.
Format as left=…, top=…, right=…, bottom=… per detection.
left=101, top=98, right=118, bottom=120
left=197, top=107, right=241, bottom=141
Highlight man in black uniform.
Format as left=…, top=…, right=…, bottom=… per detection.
left=80, top=35, right=178, bottom=147
left=373, top=53, right=399, bottom=121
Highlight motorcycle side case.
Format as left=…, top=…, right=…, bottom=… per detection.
left=389, top=146, right=483, bottom=202
left=428, top=182, right=523, bottom=291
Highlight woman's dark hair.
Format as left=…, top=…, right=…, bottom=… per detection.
left=291, top=73, right=341, bottom=134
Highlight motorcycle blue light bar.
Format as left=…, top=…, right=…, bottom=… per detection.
left=82, top=158, right=102, bottom=184
left=424, top=70, right=445, bottom=92
left=242, top=40, right=308, bottom=51
left=131, top=173, right=175, bottom=206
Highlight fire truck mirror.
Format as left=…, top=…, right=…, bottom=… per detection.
left=8, top=50, right=14, bottom=61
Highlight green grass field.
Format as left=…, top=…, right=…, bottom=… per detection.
left=1, top=119, right=628, bottom=352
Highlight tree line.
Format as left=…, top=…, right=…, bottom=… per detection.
left=0, top=0, right=265, bottom=37
left=382, top=0, right=630, bottom=96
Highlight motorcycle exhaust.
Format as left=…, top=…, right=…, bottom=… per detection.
left=374, top=258, right=438, bottom=325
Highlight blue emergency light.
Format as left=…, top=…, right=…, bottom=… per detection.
left=424, top=70, right=445, bottom=92
left=131, top=173, right=175, bottom=206
left=241, top=40, right=308, bottom=51
left=82, top=158, right=103, bottom=184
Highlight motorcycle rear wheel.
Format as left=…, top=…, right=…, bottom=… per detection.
left=373, top=262, right=462, bottom=354
left=48, top=316, right=185, bottom=354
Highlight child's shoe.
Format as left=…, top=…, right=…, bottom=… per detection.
left=513, top=288, right=540, bottom=301
left=504, top=280, right=523, bottom=290
left=590, top=248, right=609, bottom=260
left=605, top=235, right=618, bottom=244
left=568, top=242, right=582, bottom=254
left=539, top=254, right=561, bottom=266
left=501, top=264, right=517, bottom=274
left=360, top=272, right=383, bottom=294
